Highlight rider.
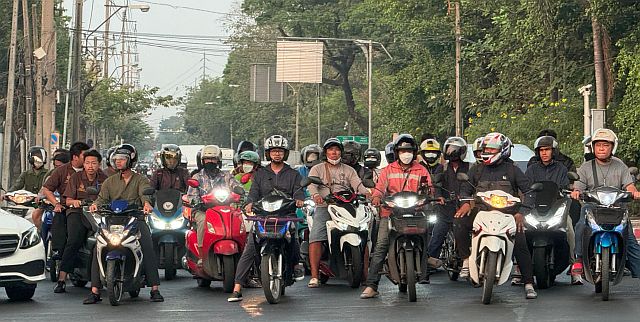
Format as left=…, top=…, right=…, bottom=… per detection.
left=342, top=140, right=372, bottom=180
left=306, top=138, right=371, bottom=288
left=232, top=140, right=258, bottom=171
left=570, top=128, right=640, bottom=280
left=424, top=137, right=470, bottom=283
left=471, top=137, right=484, bottom=163
left=384, top=142, right=395, bottom=165
left=150, top=144, right=190, bottom=193
left=42, top=142, right=90, bottom=266
left=234, top=150, right=261, bottom=192
left=363, top=148, right=381, bottom=182
left=419, top=138, right=443, bottom=174
left=187, top=145, right=241, bottom=267
left=55, top=149, right=108, bottom=293
left=455, top=132, right=538, bottom=299
left=32, top=149, right=70, bottom=230
left=228, top=135, right=305, bottom=302
left=102, top=146, right=118, bottom=177
left=298, top=144, right=322, bottom=179
left=84, top=144, right=164, bottom=304
left=10, top=146, right=48, bottom=193
left=527, top=129, right=576, bottom=172
left=360, top=134, right=431, bottom=299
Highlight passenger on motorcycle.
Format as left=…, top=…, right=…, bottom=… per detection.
left=343, top=140, right=373, bottom=180
left=228, top=135, right=306, bottom=302
left=306, top=138, right=371, bottom=288
left=32, top=149, right=70, bottom=230
left=384, top=142, right=395, bottom=165
left=234, top=150, right=261, bottom=192
left=363, top=148, right=382, bottom=183
left=10, top=146, right=48, bottom=193
left=424, top=137, right=470, bottom=283
left=187, top=145, right=241, bottom=267
left=298, top=144, right=322, bottom=179
left=232, top=140, right=258, bottom=171
left=55, top=149, right=108, bottom=293
left=84, top=144, right=164, bottom=304
left=419, top=138, right=443, bottom=174
left=570, top=128, right=640, bottom=279
left=360, top=134, right=431, bottom=299
left=455, top=132, right=538, bottom=299
left=102, top=146, right=118, bottom=177
left=150, top=144, right=190, bottom=193
left=527, top=129, right=576, bottom=172
left=471, top=137, right=484, bottom=163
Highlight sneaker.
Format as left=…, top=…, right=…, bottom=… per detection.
left=246, top=278, right=262, bottom=288
left=511, top=276, right=523, bottom=286
left=54, top=281, right=66, bottom=293
left=294, top=263, right=305, bottom=281
left=427, top=257, right=443, bottom=268
left=525, top=284, right=537, bottom=299
left=82, top=292, right=102, bottom=304
left=150, top=290, right=164, bottom=302
left=571, top=274, right=584, bottom=285
left=227, top=291, right=243, bottom=302
left=418, top=275, right=430, bottom=284
left=359, top=287, right=379, bottom=299
left=459, top=267, right=469, bottom=279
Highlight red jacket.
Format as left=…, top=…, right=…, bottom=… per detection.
left=374, top=161, right=431, bottom=217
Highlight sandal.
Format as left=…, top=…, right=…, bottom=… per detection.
left=360, top=287, right=379, bottom=299
left=307, top=277, right=319, bottom=288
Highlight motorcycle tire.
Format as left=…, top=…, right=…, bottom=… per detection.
left=533, top=248, right=551, bottom=289
left=106, top=260, right=123, bottom=306
left=222, top=255, right=236, bottom=293
left=346, top=245, right=363, bottom=289
left=129, top=288, right=140, bottom=298
left=72, top=280, right=88, bottom=288
left=444, top=231, right=460, bottom=281
left=601, top=247, right=610, bottom=301
left=261, top=252, right=283, bottom=304
left=164, top=245, right=177, bottom=281
left=406, top=250, right=417, bottom=302
left=482, top=251, right=498, bottom=305
left=319, top=274, right=330, bottom=285
left=196, top=278, right=211, bottom=288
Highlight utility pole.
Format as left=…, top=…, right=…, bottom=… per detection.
left=2, top=0, right=20, bottom=189
left=120, top=9, right=127, bottom=87
left=32, top=3, right=42, bottom=148
left=104, top=0, right=110, bottom=79
left=579, top=84, right=593, bottom=154
left=317, top=83, right=321, bottom=145
left=454, top=0, right=462, bottom=137
left=21, top=0, right=34, bottom=147
left=367, top=40, right=373, bottom=148
left=41, top=0, right=57, bottom=153
left=295, top=86, right=300, bottom=151
left=72, top=0, right=83, bottom=142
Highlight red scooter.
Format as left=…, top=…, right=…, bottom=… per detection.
left=183, top=179, right=247, bottom=292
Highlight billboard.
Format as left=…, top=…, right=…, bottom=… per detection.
left=276, top=41, right=323, bottom=84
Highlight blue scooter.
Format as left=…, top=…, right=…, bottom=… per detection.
left=146, top=188, right=187, bottom=280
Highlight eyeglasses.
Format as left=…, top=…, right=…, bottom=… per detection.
left=270, top=150, right=285, bottom=155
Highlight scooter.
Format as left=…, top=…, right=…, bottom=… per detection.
left=298, top=199, right=315, bottom=274
left=183, top=180, right=247, bottom=293
left=39, top=193, right=60, bottom=281
left=147, top=188, right=187, bottom=280
left=2, top=190, right=38, bottom=222
left=524, top=181, right=572, bottom=289
left=64, top=203, right=98, bottom=288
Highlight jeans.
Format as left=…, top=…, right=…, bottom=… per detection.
left=59, top=211, right=91, bottom=273
left=234, top=231, right=300, bottom=285
left=426, top=206, right=454, bottom=258
left=365, top=217, right=390, bottom=291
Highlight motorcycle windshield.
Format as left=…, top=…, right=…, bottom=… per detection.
left=154, top=189, right=182, bottom=217
left=534, top=181, right=560, bottom=216
left=110, top=200, right=129, bottom=213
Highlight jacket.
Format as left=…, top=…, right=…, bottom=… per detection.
left=528, top=151, right=576, bottom=173
left=374, top=161, right=431, bottom=217
left=150, top=167, right=190, bottom=193
left=247, top=163, right=305, bottom=204
left=525, top=160, right=569, bottom=188
left=307, top=162, right=369, bottom=208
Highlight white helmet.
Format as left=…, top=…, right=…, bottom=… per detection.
left=264, top=135, right=289, bottom=161
left=201, top=145, right=222, bottom=162
left=591, top=128, right=618, bottom=155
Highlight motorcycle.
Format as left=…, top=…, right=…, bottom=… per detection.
left=579, top=185, right=632, bottom=301
left=147, top=188, right=187, bottom=280
left=524, top=180, right=572, bottom=289
left=245, top=187, right=305, bottom=304
left=440, top=227, right=462, bottom=281
left=183, top=179, right=247, bottom=292
left=302, top=176, right=373, bottom=288
left=2, top=190, right=38, bottom=222
left=298, top=198, right=315, bottom=274
left=39, top=193, right=60, bottom=281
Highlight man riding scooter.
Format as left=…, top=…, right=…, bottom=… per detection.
left=10, top=146, right=48, bottom=194
left=150, top=144, right=190, bottom=193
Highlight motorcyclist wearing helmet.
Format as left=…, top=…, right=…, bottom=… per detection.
left=306, top=138, right=371, bottom=289
left=10, top=146, right=48, bottom=193
left=342, top=140, right=372, bottom=180
left=424, top=137, right=471, bottom=283
left=360, top=134, right=431, bottom=299
left=472, top=137, right=484, bottom=163
left=32, top=149, right=70, bottom=231
left=384, top=142, right=395, bottom=165
left=102, top=146, right=118, bottom=177
left=527, top=129, right=576, bottom=172
left=191, top=149, right=203, bottom=177
left=363, top=148, right=381, bottom=182
left=187, top=145, right=241, bottom=267
left=228, top=135, right=305, bottom=302
left=419, top=138, right=443, bottom=174
left=234, top=150, right=261, bottom=192
left=232, top=140, right=258, bottom=170
left=150, top=144, right=190, bottom=193
left=570, top=128, right=640, bottom=280
left=455, top=132, right=538, bottom=299
left=85, top=143, right=164, bottom=304
left=298, top=144, right=322, bottom=179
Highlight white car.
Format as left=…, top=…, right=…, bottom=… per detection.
left=0, top=208, right=46, bottom=301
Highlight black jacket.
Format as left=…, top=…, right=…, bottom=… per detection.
left=525, top=160, right=569, bottom=188
left=528, top=151, right=575, bottom=173
left=247, top=163, right=305, bottom=204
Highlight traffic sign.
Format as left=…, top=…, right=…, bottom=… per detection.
left=50, top=132, right=59, bottom=145
left=336, top=136, right=369, bottom=144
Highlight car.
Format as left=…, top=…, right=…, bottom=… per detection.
left=0, top=208, right=46, bottom=301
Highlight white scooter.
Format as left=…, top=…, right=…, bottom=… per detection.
left=2, top=190, right=38, bottom=223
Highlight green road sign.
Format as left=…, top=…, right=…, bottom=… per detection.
left=337, top=136, right=369, bottom=144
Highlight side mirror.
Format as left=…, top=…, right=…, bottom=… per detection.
left=362, top=179, right=376, bottom=189
left=629, top=167, right=638, bottom=176
left=456, top=173, right=470, bottom=182
left=305, top=176, right=324, bottom=186
left=86, top=187, right=99, bottom=195
left=232, top=186, right=246, bottom=196
left=187, top=178, right=200, bottom=188
left=530, top=183, right=544, bottom=192
left=567, top=172, right=580, bottom=182
left=143, top=188, right=156, bottom=196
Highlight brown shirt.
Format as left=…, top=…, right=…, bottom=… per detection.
left=150, top=167, right=190, bottom=193
left=43, top=163, right=82, bottom=204
left=93, top=172, right=152, bottom=208
left=63, top=170, right=109, bottom=215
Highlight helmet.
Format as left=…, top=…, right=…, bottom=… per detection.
left=342, top=141, right=362, bottom=166
left=201, top=145, right=222, bottom=165
left=195, top=148, right=203, bottom=170
left=111, top=143, right=138, bottom=170
left=322, top=138, right=343, bottom=153
left=533, top=135, right=558, bottom=158
left=480, top=132, right=512, bottom=165
left=472, top=137, right=484, bottom=153
left=591, top=128, right=618, bottom=155
left=104, top=146, right=116, bottom=168
left=265, top=135, right=289, bottom=161
left=443, top=137, right=467, bottom=161
left=363, top=148, right=381, bottom=169
left=234, top=141, right=258, bottom=167
left=28, top=146, right=47, bottom=168
left=300, top=144, right=322, bottom=167
left=393, top=134, right=418, bottom=158
left=384, top=143, right=395, bottom=164
left=239, top=150, right=260, bottom=164
left=419, top=138, right=441, bottom=166
left=160, top=144, right=182, bottom=170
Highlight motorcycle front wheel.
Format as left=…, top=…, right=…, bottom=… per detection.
left=533, top=247, right=551, bottom=289
left=261, top=252, right=283, bottom=304
left=222, top=255, right=236, bottom=293
left=345, top=245, right=363, bottom=288
left=164, top=244, right=177, bottom=280
left=601, top=247, right=611, bottom=301
left=106, top=260, right=123, bottom=306
left=482, top=251, right=498, bottom=305
left=406, top=249, right=417, bottom=302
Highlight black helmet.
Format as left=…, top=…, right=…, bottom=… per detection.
left=111, top=143, right=137, bottom=170
left=28, top=146, right=47, bottom=168
left=363, top=148, right=381, bottom=169
left=195, top=148, right=203, bottom=171
left=104, top=146, right=116, bottom=168
left=300, top=144, right=322, bottom=168
left=264, top=135, right=290, bottom=161
left=323, top=138, right=343, bottom=153
left=392, top=134, right=418, bottom=159
left=384, top=142, right=395, bottom=164
left=534, top=135, right=558, bottom=158
left=342, top=141, right=362, bottom=166
left=234, top=140, right=258, bottom=167
left=160, top=144, right=182, bottom=170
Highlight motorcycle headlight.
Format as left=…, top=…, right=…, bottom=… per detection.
left=483, top=194, right=513, bottom=209
left=168, top=216, right=185, bottom=230
left=525, top=215, right=540, bottom=228
left=214, top=189, right=230, bottom=203
left=261, top=199, right=283, bottom=212
left=9, top=194, right=34, bottom=205
left=428, top=214, right=438, bottom=224
left=596, top=191, right=618, bottom=207
left=107, top=225, right=125, bottom=246
left=392, top=196, right=417, bottom=208
left=545, top=204, right=566, bottom=228
left=149, top=214, right=185, bottom=230
left=20, top=226, right=41, bottom=249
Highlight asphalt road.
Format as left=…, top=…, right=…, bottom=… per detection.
left=2, top=268, right=640, bottom=322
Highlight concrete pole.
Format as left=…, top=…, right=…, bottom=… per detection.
left=72, top=0, right=83, bottom=142
left=367, top=40, right=373, bottom=148
left=41, top=0, right=57, bottom=153
left=104, top=0, right=110, bottom=79
left=21, top=0, right=34, bottom=148
left=317, top=83, right=321, bottom=145
left=2, top=0, right=20, bottom=189
left=33, top=3, right=43, bottom=148
left=579, top=85, right=592, bottom=153
left=454, top=1, right=462, bottom=137
left=295, top=85, right=300, bottom=151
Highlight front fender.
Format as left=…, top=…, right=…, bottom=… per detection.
left=214, top=240, right=240, bottom=255
left=479, top=236, right=506, bottom=254
left=339, top=233, right=361, bottom=252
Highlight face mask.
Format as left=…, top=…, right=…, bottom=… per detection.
left=307, top=153, right=318, bottom=162
left=399, top=152, right=414, bottom=165
left=327, top=158, right=341, bottom=166
left=33, top=161, right=44, bottom=169
left=242, top=164, right=254, bottom=173
left=203, top=162, right=218, bottom=171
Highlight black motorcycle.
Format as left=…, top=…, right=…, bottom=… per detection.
left=147, top=189, right=187, bottom=280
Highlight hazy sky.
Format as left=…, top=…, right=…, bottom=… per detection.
left=61, top=0, right=239, bottom=132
